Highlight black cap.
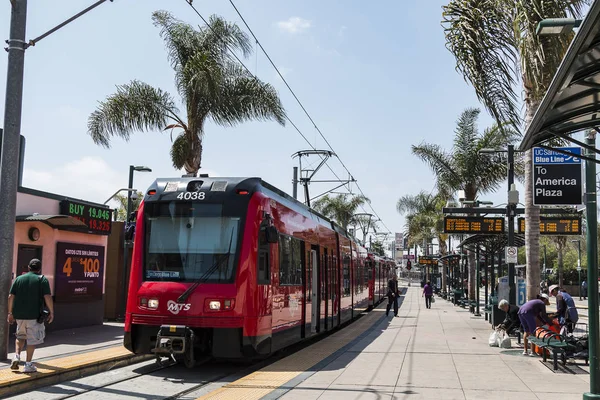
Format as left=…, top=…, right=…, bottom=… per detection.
left=28, top=258, right=42, bottom=270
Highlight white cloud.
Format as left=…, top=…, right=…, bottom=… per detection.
left=338, top=25, right=347, bottom=38
left=277, top=17, right=311, bottom=34
left=23, top=157, right=123, bottom=206
left=22, top=157, right=220, bottom=210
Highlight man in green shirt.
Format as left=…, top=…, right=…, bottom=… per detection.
left=7, top=259, right=54, bottom=373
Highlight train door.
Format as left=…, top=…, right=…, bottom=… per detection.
left=331, top=254, right=339, bottom=328
left=310, top=249, right=319, bottom=333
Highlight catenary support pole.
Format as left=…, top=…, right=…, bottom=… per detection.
left=0, top=0, right=27, bottom=361
left=292, top=167, right=298, bottom=200
left=584, top=132, right=600, bottom=400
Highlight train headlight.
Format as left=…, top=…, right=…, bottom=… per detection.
left=148, top=299, right=159, bottom=310
left=209, top=301, right=221, bottom=310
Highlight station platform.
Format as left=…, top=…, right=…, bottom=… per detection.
left=0, top=322, right=149, bottom=397
left=196, top=286, right=591, bottom=400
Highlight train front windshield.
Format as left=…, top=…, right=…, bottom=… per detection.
left=143, top=202, right=241, bottom=283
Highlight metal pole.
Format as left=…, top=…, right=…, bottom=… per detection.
left=119, top=165, right=134, bottom=320
left=507, top=144, right=516, bottom=306
left=485, top=252, right=489, bottom=321
left=292, top=167, right=298, bottom=200
left=0, top=0, right=27, bottom=361
left=491, top=251, right=496, bottom=297
left=577, top=240, right=582, bottom=300
left=584, top=132, right=600, bottom=400
left=475, top=245, right=481, bottom=316
left=543, top=245, right=547, bottom=290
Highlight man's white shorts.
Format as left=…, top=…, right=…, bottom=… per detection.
left=15, top=319, right=45, bottom=346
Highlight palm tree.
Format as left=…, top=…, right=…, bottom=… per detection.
left=442, top=0, right=590, bottom=300
left=397, top=191, right=449, bottom=286
left=411, top=108, right=518, bottom=300
left=312, top=193, right=370, bottom=231
left=113, top=192, right=143, bottom=222
left=88, top=11, right=286, bottom=175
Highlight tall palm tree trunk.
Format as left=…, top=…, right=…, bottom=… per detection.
left=439, top=238, right=448, bottom=293
left=525, top=100, right=542, bottom=300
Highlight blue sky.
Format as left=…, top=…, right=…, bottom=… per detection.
left=0, top=0, right=528, bottom=245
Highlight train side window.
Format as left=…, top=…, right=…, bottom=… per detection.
left=279, top=234, right=303, bottom=286
left=257, top=228, right=270, bottom=284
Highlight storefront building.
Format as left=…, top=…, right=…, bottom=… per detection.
left=13, top=186, right=112, bottom=331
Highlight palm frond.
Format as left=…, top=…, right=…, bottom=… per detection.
left=442, top=0, right=521, bottom=128
left=513, top=0, right=589, bottom=102
left=411, top=143, right=461, bottom=190
left=87, top=80, right=180, bottom=147
left=211, top=62, right=287, bottom=127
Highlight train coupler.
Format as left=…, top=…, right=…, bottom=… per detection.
left=151, top=325, right=196, bottom=368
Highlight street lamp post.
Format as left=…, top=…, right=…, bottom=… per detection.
left=572, top=239, right=582, bottom=300
left=479, top=146, right=518, bottom=306
left=543, top=245, right=547, bottom=288
left=119, top=165, right=151, bottom=320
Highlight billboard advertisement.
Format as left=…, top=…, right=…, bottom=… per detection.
left=54, top=242, right=105, bottom=302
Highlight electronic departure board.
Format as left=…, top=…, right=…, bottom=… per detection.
left=60, top=200, right=112, bottom=235
left=419, top=256, right=438, bottom=265
left=443, top=216, right=505, bottom=234
left=517, top=217, right=581, bottom=235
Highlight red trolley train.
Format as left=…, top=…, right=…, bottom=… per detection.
left=124, top=177, right=393, bottom=366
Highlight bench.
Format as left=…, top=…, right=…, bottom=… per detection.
left=527, top=329, right=577, bottom=370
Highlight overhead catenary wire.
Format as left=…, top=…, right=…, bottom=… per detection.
left=184, top=0, right=391, bottom=237
left=225, top=0, right=391, bottom=235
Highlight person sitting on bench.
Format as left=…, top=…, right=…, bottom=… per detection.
left=497, top=299, right=521, bottom=335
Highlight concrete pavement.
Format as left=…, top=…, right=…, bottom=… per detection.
left=280, top=286, right=590, bottom=400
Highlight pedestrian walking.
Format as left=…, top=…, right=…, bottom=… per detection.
left=423, top=281, right=433, bottom=309
left=581, top=280, right=587, bottom=300
left=386, top=275, right=399, bottom=317
left=7, top=259, right=54, bottom=372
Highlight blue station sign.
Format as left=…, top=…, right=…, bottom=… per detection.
left=532, top=147, right=582, bottom=206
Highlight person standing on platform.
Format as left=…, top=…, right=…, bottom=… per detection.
left=581, top=280, right=587, bottom=300
left=7, top=259, right=54, bottom=373
left=386, top=275, right=399, bottom=317
left=423, top=281, right=433, bottom=309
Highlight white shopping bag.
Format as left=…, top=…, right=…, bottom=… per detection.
left=488, top=330, right=500, bottom=347
left=499, top=332, right=512, bottom=349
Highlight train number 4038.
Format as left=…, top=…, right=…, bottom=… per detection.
left=176, top=191, right=206, bottom=200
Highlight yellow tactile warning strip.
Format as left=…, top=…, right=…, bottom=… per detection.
left=0, top=346, right=137, bottom=392
left=196, top=305, right=389, bottom=400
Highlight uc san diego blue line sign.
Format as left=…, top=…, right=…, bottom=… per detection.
left=532, top=147, right=582, bottom=206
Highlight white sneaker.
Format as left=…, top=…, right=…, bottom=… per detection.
left=522, top=350, right=529, bottom=356
left=10, top=354, right=20, bottom=370
left=529, top=352, right=536, bottom=357
left=22, top=362, right=37, bottom=373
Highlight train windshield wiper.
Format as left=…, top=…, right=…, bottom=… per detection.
left=177, top=228, right=234, bottom=304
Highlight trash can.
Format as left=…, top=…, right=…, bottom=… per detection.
left=453, top=289, right=464, bottom=305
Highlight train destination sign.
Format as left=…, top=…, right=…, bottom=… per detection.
left=517, top=216, right=582, bottom=235
left=443, top=216, right=505, bottom=234
left=60, top=200, right=112, bottom=235
left=532, top=147, right=582, bottom=206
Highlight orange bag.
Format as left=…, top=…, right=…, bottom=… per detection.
left=531, top=321, right=560, bottom=356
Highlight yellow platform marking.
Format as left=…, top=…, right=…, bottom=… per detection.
left=0, top=346, right=133, bottom=388
left=197, top=307, right=387, bottom=400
